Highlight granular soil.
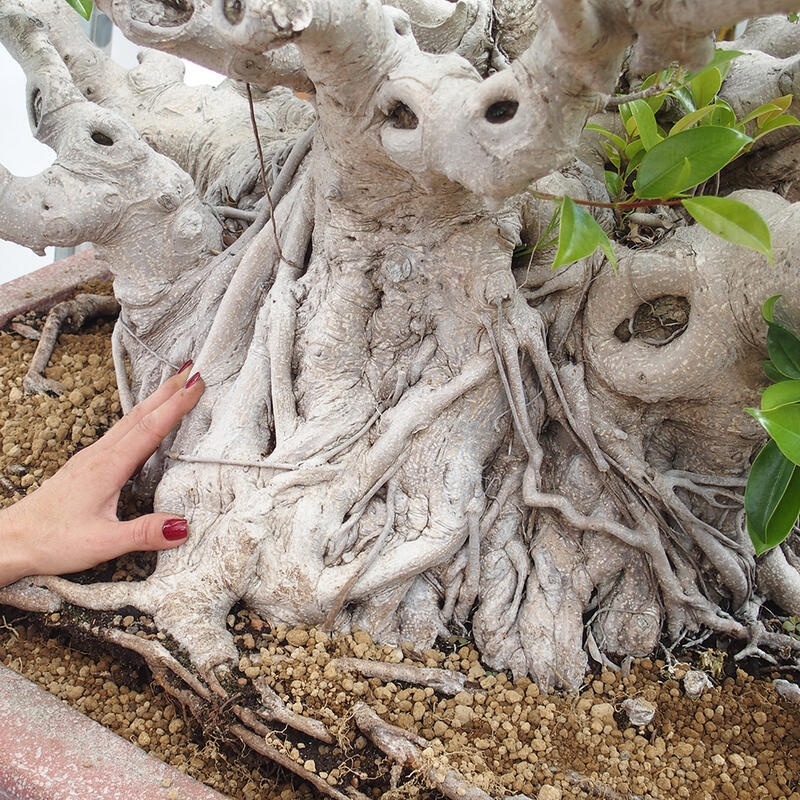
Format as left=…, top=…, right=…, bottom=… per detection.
left=0, top=290, right=799, bottom=800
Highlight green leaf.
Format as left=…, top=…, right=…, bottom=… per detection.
left=64, top=0, right=93, bottom=18
left=623, top=99, right=660, bottom=150
left=685, top=48, right=743, bottom=80
left=604, top=170, right=623, bottom=198
left=754, top=114, right=800, bottom=140
left=761, top=379, right=800, bottom=411
left=762, top=294, right=781, bottom=324
left=745, top=440, right=800, bottom=555
left=739, top=96, right=793, bottom=125
left=764, top=360, right=788, bottom=383
left=767, top=321, right=800, bottom=379
left=552, top=198, right=618, bottom=271
left=600, top=141, right=621, bottom=170
left=710, top=100, right=737, bottom=128
left=671, top=85, right=696, bottom=115
left=688, top=66, right=723, bottom=108
left=634, top=126, right=752, bottom=198
left=585, top=124, right=628, bottom=154
left=669, top=105, right=717, bottom=135
left=747, top=404, right=800, bottom=465
left=681, top=196, right=773, bottom=263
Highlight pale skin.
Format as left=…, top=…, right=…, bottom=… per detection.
left=0, top=365, right=204, bottom=588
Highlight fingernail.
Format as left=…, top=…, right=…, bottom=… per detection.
left=178, top=360, right=193, bottom=374
left=184, top=372, right=201, bottom=389
left=162, top=518, right=189, bottom=541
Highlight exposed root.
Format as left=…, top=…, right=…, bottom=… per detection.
left=97, top=626, right=214, bottom=701
left=327, top=657, right=470, bottom=696
left=0, top=579, right=62, bottom=613
left=229, top=720, right=353, bottom=800
left=354, top=702, right=501, bottom=800
left=252, top=675, right=334, bottom=742
left=566, top=770, right=644, bottom=800
left=23, top=294, right=119, bottom=395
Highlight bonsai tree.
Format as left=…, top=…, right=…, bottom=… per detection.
left=2, top=0, right=800, bottom=793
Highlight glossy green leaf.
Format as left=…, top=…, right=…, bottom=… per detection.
left=624, top=99, right=660, bottom=150
left=747, top=404, right=800, bottom=465
left=585, top=124, right=628, bottom=154
left=634, top=126, right=752, bottom=199
left=754, top=114, right=800, bottom=140
left=552, top=198, right=618, bottom=271
left=681, top=195, right=773, bottom=263
left=669, top=105, right=717, bottom=135
left=767, top=321, right=800, bottom=379
left=671, top=85, right=696, bottom=115
left=688, top=66, right=723, bottom=108
left=762, top=294, right=781, bottom=324
left=740, top=95, right=793, bottom=125
left=764, top=360, right=788, bottom=383
left=604, top=170, right=623, bottom=198
left=710, top=100, right=737, bottom=128
left=761, top=379, right=800, bottom=410
left=745, top=440, right=800, bottom=555
left=65, top=0, right=92, bottom=18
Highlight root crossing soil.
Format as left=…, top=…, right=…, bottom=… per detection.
left=1, top=292, right=799, bottom=800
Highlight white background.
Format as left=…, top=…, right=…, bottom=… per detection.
left=0, top=28, right=220, bottom=285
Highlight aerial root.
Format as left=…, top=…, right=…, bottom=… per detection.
left=507, top=299, right=608, bottom=471
left=524, top=488, right=747, bottom=639
left=327, top=657, right=470, bottom=695
left=23, top=293, right=119, bottom=395
left=322, top=481, right=397, bottom=628
left=352, top=702, right=497, bottom=800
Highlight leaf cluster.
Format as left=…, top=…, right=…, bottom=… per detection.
left=745, top=296, right=800, bottom=555
left=543, top=51, right=800, bottom=270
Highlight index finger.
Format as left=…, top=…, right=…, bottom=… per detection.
left=98, top=363, right=193, bottom=452
left=105, top=372, right=205, bottom=483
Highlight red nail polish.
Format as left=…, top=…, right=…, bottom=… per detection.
left=162, top=518, right=188, bottom=541
left=185, top=372, right=201, bottom=388
left=178, top=360, right=193, bottom=374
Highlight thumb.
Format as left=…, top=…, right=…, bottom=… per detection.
left=116, top=514, right=190, bottom=554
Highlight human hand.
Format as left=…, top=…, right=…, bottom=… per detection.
left=0, top=364, right=204, bottom=587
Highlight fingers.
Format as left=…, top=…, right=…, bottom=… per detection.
left=105, top=372, right=205, bottom=484
left=99, top=361, right=194, bottom=450
left=110, top=514, right=190, bottom=559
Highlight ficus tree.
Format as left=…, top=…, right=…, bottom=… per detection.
left=2, top=0, right=800, bottom=794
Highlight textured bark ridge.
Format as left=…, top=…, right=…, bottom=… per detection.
left=3, top=0, right=800, bottom=712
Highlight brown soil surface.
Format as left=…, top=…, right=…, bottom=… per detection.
left=1, top=291, right=800, bottom=800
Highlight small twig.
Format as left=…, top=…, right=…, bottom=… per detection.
left=606, top=81, right=674, bottom=107
left=246, top=82, right=296, bottom=269
left=530, top=189, right=684, bottom=211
